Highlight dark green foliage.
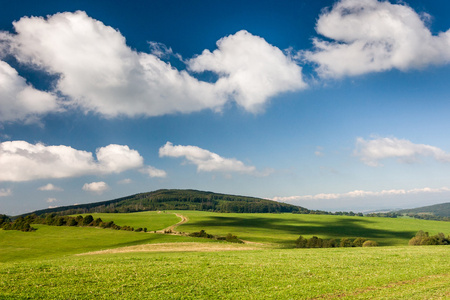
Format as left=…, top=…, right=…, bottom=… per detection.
left=1, top=216, right=36, bottom=232
left=83, top=215, right=94, bottom=226
left=340, top=238, right=353, bottom=247
left=225, top=233, right=244, bottom=244
left=306, top=236, right=323, bottom=248
left=408, top=231, right=450, bottom=246
left=397, top=202, right=450, bottom=218
left=19, top=189, right=309, bottom=216
left=295, top=236, right=308, bottom=248
left=295, top=236, right=365, bottom=248
left=352, top=237, right=367, bottom=247
left=362, top=240, right=379, bottom=247
left=189, top=229, right=214, bottom=239
left=0, top=214, right=11, bottom=227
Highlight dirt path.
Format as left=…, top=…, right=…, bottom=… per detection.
left=156, top=213, right=188, bottom=234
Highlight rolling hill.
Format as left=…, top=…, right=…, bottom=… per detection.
left=23, top=189, right=310, bottom=216
left=397, top=202, right=450, bottom=218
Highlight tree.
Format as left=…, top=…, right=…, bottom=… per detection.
left=306, top=236, right=323, bottom=248
left=295, top=236, right=308, bottom=248
left=83, top=215, right=94, bottom=226
left=362, top=240, right=378, bottom=247
left=353, top=237, right=367, bottom=247
left=340, top=238, right=353, bottom=247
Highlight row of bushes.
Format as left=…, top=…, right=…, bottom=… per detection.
left=189, top=230, right=244, bottom=243
left=295, top=236, right=378, bottom=248
left=0, top=214, right=147, bottom=233
left=409, top=231, right=449, bottom=245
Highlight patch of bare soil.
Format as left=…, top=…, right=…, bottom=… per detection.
left=77, top=242, right=259, bottom=256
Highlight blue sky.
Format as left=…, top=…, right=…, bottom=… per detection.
left=2, top=0, right=450, bottom=215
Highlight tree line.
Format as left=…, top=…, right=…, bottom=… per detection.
left=295, top=236, right=378, bottom=248
left=409, top=230, right=450, bottom=245
left=0, top=213, right=147, bottom=233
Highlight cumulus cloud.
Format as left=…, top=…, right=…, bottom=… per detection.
left=0, top=188, right=12, bottom=197
left=159, top=141, right=270, bottom=176
left=46, top=197, right=58, bottom=203
left=38, top=183, right=63, bottom=191
left=272, top=187, right=450, bottom=202
left=0, top=141, right=145, bottom=181
left=118, top=178, right=132, bottom=184
left=0, top=60, right=60, bottom=123
left=304, top=0, right=450, bottom=77
left=82, top=181, right=108, bottom=194
left=139, top=166, right=167, bottom=178
left=1, top=11, right=306, bottom=122
left=354, top=136, right=450, bottom=166
left=188, top=30, right=306, bottom=112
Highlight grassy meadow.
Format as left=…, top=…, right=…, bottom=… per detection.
left=176, top=211, right=450, bottom=246
left=1, top=211, right=449, bottom=299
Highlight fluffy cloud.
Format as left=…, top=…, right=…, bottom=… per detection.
left=188, top=30, right=306, bottom=112
left=273, top=187, right=450, bottom=202
left=1, top=11, right=305, bottom=122
left=139, top=166, right=167, bottom=178
left=354, top=137, right=450, bottom=166
left=0, top=60, right=60, bottom=123
left=0, top=188, right=12, bottom=197
left=46, top=197, right=58, bottom=203
left=159, top=141, right=263, bottom=175
left=0, top=141, right=145, bottom=181
left=304, top=0, right=450, bottom=77
left=82, top=181, right=108, bottom=194
left=38, top=183, right=63, bottom=191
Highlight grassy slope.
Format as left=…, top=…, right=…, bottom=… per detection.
left=1, top=246, right=449, bottom=299
left=0, top=225, right=215, bottom=263
left=75, top=211, right=180, bottom=231
left=176, top=211, right=450, bottom=246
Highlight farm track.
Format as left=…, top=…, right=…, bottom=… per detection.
left=156, top=213, right=189, bottom=234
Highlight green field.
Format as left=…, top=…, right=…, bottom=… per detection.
left=1, top=211, right=449, bottom=299
left=1, top=246, right=449, bottom=299
left=176, top=211, right=450, bottom=246
left=76, top=211, right=180, bottom=231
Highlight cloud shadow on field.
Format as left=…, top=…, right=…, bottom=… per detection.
left=182, top=215, right=416, bottom=246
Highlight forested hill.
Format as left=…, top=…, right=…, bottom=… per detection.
left=24, top=189, right=309, bottom=216
left=397, top=202, right=450, bottom=218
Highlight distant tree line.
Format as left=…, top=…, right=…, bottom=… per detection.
left=409, top=230, right=450, bottom=246
left=295, top=236, right=378, bottom=248
left=0, top=213, right=147, bottom=233
left=189, top=230, right=244, bottom=243
left=404, top=214, right=449, bottom=222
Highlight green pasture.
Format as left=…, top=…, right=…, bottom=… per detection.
left=176, top=211, right=450, bottom=246
left=1, top=246, right=449, bottom=299
left=76, top=211, right=179, bottom=231
left=0, top=225, right=214, bottom=263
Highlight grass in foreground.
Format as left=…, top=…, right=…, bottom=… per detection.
left=1, top=246, right=449, bottom=299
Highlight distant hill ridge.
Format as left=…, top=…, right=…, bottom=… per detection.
left=24, top=189, right=309, bottom=216
left=397, top=202, right=450, bottom=218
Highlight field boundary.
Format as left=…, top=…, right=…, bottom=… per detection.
left=156, top=213, right=188, bottom=234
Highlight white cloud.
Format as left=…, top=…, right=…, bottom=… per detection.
left=38, top=183, right=63, bottom=191
left=188, top=30, right=306, bottom=112
left=304, top=0, right=450, bottom=77
left=273, top=186, right=450, bottom=202
left=46, top=197, right=58, bottom=203
left=159, top=141, right=269, bottom=175
left=82, top=181, right=108, bottom=194
left=354, top=136, right=450, bottom=166
left=3, top=11, right=306, bottom=121
left=0, top=60, right=60, bottom=123
left=0, top=188, right=12, bottom=197
left=0, top=141, right=145, bottom=181
left=118, top=178, right=132, bottom=184
left=139, top=166, right=167, bottom=178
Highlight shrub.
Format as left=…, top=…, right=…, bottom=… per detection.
left=362, top=240, right=378, bottom=247
left=353, top=237, right=367, bottom=247
left=340, top=238, right=353, bottom=247
left=295, top=236, right=308, bottom=248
